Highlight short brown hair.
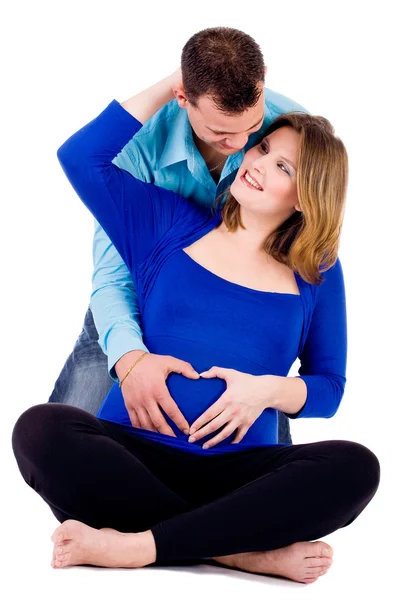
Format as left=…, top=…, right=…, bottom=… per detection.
left=181, top=27, right=265, bottom=114
left=220, top=113, right=348, bottom=284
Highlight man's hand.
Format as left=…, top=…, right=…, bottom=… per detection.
left=115, top=350, right=199, bottom=436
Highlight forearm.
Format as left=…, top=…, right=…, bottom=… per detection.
left=91, top=222, right=148, bottom=379
left=264, top=375, right=307, bottom=415
left=91, top=289, right=149, bottom=380
left=121, top=74, right=175, bottom=124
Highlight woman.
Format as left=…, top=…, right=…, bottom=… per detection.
left=12, top=71, right=380, bottom=584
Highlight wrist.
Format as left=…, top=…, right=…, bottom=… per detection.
left=261, top=375, right=282, bottom=409
left=115, top=350, right=148, bottom=380
left=121, top=75, right=175, bottom=123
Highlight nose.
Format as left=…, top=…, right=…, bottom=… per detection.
left=251, top=154, right=266, bottom=174
left=225, top=133, right=249, bottom=150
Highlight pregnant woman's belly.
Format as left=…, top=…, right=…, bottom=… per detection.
left=97, top=337, right=290, bottom=451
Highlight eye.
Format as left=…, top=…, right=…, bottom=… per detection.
left=278, top=162, right=290, bottom=176
left=259, top=141, right=269, bottom=154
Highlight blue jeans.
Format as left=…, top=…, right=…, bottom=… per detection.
left=48, top=308, right=292, bottom=444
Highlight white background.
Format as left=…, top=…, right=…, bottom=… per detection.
left=1, top=1, right=399, bottom=598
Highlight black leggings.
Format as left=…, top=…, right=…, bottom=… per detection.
left=12, top=404, right=380, bottom=565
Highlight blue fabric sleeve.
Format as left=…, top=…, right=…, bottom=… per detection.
left=57, top=100, right=206, bottom=378
left=294, top=259, right=347, bottom=419
left=57, top=100, right=191, bottom=273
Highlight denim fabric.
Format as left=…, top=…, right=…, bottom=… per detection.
left=48, top=308, right=114, bottom=416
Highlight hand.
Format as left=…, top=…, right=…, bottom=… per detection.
left=168, top=67, right=183, bottom=93
left=188, top=367, right=271, bottom=449
left=115, top=350, right=199, bottom=436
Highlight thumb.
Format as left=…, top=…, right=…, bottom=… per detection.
left=199, top=366, right=229, bottom=380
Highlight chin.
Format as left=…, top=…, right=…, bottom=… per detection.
left=230, top=178, right=240, bottom=197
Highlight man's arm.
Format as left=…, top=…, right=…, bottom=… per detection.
left=91, top=70, right=184, bottom=380
left=90, top=219, right=148, bottom=381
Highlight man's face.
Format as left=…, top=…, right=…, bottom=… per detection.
left=185, top=85, right=265, bottom=156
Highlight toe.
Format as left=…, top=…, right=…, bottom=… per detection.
left=51, top=526, right=64, bottom=544
left=306, top=564, right=331, bottom=575
left=54, top=552, right=71, bottom=569
left=305, top=556, right=333, bottom=568
left=52, top=519, right=83, bottom=545
left=308, top=541, right=333, bottom=558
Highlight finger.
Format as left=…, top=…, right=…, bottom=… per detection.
left=199, top=366, right=230, bottom=380
left=136, top=408, right=157, bottom=432
left=202, top=421, right=238, bottom=449
left=146, top=403, right=177, bottom=437
left=158, top=387, right=190, bottom=434
left=188, top=411, right=231, bottom=442
left=128, top=408, right=141, bottom=428
left=169, top=358, right=200, bottom=380
left=189, top=395, right=227, bottom=434
left=231, top=426, right=249, bottom=444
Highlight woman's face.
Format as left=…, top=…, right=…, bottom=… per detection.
left=230, top=126, right=301, bottom=222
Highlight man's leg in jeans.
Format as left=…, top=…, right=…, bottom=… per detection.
left=48, top=307, right=113, bottom=415
left=278, top=411, right=292, bottom=445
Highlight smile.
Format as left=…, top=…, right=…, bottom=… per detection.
left=241, top=170, right=263, bottom=191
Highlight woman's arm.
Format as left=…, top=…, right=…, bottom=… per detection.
left=263, top=260, right=347, bottom=419
left=120, top=69, right=181, bottom=122
left=289, top=259, right=347, bottom=418
left=57, top=72, right=192, bottom=273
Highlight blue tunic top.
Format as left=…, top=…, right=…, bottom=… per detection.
left=57, top=100, right=347, bottom=455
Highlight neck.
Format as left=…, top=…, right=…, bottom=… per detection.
left=218, top=208, right=289, bottom=254
left=192, top=131, right=226, bottom=165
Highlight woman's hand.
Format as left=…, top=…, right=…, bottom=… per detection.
left=168, top=67, right=183, bottom=93
left=188, top=367, right=273, bottom=449
left=121, top=68, right=182, bottom=124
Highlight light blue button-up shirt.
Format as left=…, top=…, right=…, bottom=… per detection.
left=90, top=88, right=307, bottom=378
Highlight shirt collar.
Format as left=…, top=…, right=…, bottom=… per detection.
left=158, top=96, right=273, bottom=172
left=158, top=107, right=193, bottom=170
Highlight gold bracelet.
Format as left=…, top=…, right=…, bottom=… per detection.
left=119, top=352, right=148, bottom=388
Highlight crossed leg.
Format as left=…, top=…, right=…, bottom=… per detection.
left=51, top=521, right=333, bottom=583
left=12, top=404, right=379, bottom=584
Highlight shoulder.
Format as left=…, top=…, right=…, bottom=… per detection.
left=264, top=87, right=309, bottom=118
left=315, top=258, right=345, bottom=301
left=134, top=99, right=180, bottom=143
left=296, top=258, right=345, bottom=307
left=116, top=100, right=182, bottom=169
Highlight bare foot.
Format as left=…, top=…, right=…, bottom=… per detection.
left=213, top=541, right=333, bottom=584
left=50, top=520, right=156, bottom=569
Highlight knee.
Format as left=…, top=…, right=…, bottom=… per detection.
left=12, top=403, right=69, bottom=464
left=13, top=405, right=48, bottom=458
left=332, top=440, right=380, bottom=501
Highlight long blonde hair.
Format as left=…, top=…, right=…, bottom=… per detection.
left=220, top=113, right=348, bottom=285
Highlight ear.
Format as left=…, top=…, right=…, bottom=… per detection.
left=264, top=65, right=267, bottom=77
left=173, top=84, right=189, bottom=109
left=294, top=202, right=302, bottom=212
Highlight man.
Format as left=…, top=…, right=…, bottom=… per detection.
left=49, top=27, right=306, bottom=444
